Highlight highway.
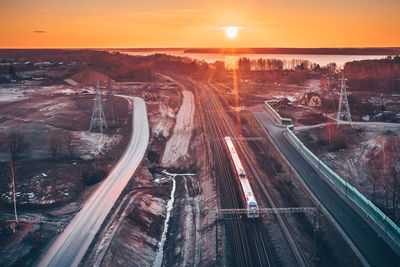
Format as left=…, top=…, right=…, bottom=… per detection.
left=38, top=97, right=149, bottom=267
left=252, top=107, right=400, bottom=267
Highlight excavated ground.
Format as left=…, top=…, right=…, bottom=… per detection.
left=86, top=75, right=217, bottom=267
left=0, top=82, right=132, bottom=266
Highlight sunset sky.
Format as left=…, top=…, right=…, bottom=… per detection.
left=1, top=0, right=400, bottom=48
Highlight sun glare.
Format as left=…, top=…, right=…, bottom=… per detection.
left=225, top=27, right=238, bottom=39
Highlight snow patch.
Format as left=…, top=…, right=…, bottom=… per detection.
left=39, top=102, right=69, bottom=116
left=153, top=104, right=175, bottom=138
left=153, top=177, right=176, bottom=267
left=0, top=87, right=30, bottom=102
left=77, top=131, right=121, bottom=160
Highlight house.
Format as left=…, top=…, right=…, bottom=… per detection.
left=300, top=91, right=322, bottom=107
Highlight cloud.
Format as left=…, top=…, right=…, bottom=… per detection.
left=33, top=30, right=47, bottom=34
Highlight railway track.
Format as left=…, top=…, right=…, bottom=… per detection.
left=199, top=92, right=252, bottom=266
left=203, top=81, right=310, bottom=267
left=237, top=139, right=309, bottom=267
left=196, top=84, right=271, bottom=267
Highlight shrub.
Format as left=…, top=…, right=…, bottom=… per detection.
left=81, top=166, right=108, bottom=185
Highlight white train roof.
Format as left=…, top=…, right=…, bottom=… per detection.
left=224, top=136, right=257, bottom=205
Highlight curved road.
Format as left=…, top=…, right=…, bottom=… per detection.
left=252, top=106, right=400, bottom=267
left=38, top=97, right=149, bottom=267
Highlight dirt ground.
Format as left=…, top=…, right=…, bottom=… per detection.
left=85, top=74, right=217, bottom=267
left=161, top=90, right=195, bottom=167
left=228, top=78, right=328, bottom=106
left=296, top=123, right=400, bottom=222
left=2, top=68, right=386, bottom=266
left=0, top=81, right=134, bottom=266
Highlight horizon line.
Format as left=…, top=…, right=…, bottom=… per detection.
left=1, top=46, right=400, bottom=50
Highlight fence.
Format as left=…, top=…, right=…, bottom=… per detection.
left=264, top=101, right=292, bottom=125
left=263, top=101, right=400, bottom=246
left=286, top=126, right=400, bottom=246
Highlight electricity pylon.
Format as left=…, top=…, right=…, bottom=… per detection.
left=89, top=81, right=108, bottom=133
left=336, top=71, right=352, bottom=127
left=106, top=80, right=116, bottom=124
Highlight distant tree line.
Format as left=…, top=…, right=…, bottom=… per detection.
left=345, top=56, right=400, bottom=93
left=184, top=47, right=400, bottom=55
left=237, top=57, right=318, bottom=71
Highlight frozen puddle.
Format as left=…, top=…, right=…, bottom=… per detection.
left=153, top=177, right=176, bottom=267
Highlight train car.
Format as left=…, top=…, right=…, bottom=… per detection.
left=224, top=136, right=259, bottom=218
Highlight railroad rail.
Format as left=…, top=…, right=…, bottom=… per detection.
left=217, top=207, right=317, bottom=216
left=205, top=81, right=311, bottom=267
left=197, top=88, right=255, bottom=266
left=209, top=137, right=265, bottom=141
left=197, top=85, right=270, bottom=266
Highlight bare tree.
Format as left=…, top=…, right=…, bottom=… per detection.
left=0, top=133, right=6, bottom=213
left=367, top=135, right=400, bottom=214
left=47, top=132, right=62, bottom=158
left=63, top=132, right=74, bottom=158
left=7, top=132, right=29, bottom=163
left=6, top=132, right=29, bottom=223
left=385, top=136, right=400, bottom=220
left=367, top=147, right=383, bottom=204
left=326, top=121, right=337, bottom=151
left=376, top=135, right=390, bottom=210
left=8, top=161, right=18, bottom=222
left=0, top=133, right=6, bottom=149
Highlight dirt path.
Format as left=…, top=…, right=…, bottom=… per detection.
left=154, top=74, right=204, bottom=266
left=161, top=89, right=195, bottom=167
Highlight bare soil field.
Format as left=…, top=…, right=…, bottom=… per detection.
left=84, top=74, right=217, bottom=267
left=0, top=83, right=132, bottom=266
left=161, top=90, right=195, bottom=167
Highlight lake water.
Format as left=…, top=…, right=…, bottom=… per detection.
left=116, top=50, right=387, bottom=68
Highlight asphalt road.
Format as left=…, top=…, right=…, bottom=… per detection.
left=38, top=97, right=149, bottom=267
left=252, top=107, right=400, bottom=267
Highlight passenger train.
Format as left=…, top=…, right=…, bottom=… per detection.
left=224, top=136, right=259, bottom=218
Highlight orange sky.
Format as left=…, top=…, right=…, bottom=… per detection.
left=1, top=0, right=400, bottom=48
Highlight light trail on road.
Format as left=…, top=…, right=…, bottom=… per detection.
left=38, top=97, right=149, bottom=267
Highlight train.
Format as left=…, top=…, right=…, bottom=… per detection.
left=224, top=136, right=259, bottom=218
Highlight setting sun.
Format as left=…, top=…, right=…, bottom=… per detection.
left=225, top=27, right=238, bottom=39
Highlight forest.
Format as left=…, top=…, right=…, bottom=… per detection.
left=345, top=56, right=400, bottom=93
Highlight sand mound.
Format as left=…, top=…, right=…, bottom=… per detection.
left=69, top=69, right=112, bottom=85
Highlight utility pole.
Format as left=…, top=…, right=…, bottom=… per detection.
left=336, top=71, right=352, bottom=127
left=89, top=81, right=108, bottom=133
